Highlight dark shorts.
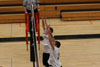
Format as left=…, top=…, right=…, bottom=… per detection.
left=43, top=53, right=51, bottom=66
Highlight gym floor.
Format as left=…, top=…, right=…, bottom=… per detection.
left=0, top=19, right=100, bottom=67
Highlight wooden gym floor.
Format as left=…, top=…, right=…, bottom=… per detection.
left=0, top=19, right=100, bottom=67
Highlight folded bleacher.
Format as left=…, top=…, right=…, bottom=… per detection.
left=40, top=0, right=100, bottom=20
left=0, top=0, right=100, bottom=23
left=0, top=0, right=24, bottom=23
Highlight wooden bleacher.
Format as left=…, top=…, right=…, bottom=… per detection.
left=62, top=11, right=100, bottom=21
left=40, top=0, right=100, bottom=20
left=40, top=0, right=100, bottom=4
left=0, top=6, right=24, bottom=13
left=40, top=3, right=100, bottom=18
left=0, top=0, right=23, bottom=6
left=40, top=11, right=60, bottom=18
left=0, top=0, right=24, bottom=23
left=0, top=14, right=25, bottom=23
left=40, top=5, right=60, bottom=18
left=0, top=14, right=24, bottom=23
left=57, top=4, right=100, bottom=11
left=0, top=0, right=100, bottom=23
left=41, top=4, right=100, bottom=11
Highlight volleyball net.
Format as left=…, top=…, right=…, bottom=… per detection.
left=24, top=4, right=40, bottom=67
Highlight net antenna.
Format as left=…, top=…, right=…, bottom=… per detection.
left=31, top=4, right=40, bottom=67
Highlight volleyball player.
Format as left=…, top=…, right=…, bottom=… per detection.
left=46, top=25, right=62, bottom=67
left=42, top=18, right=53, bottom=67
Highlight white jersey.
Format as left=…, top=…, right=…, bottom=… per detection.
left=42, top=33, right=51, bottom=53
left=48, top=46, right=61, bottom=67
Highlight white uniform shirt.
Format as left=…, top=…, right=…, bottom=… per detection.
left=42, top=32, right=51, bottom=53
left=48, top=46, right=61, bottom=67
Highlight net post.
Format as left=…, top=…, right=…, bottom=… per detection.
left=31, top=4, right=40, bottom=67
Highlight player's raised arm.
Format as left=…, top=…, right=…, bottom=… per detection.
left=47, top=25, right=55, bottom=50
